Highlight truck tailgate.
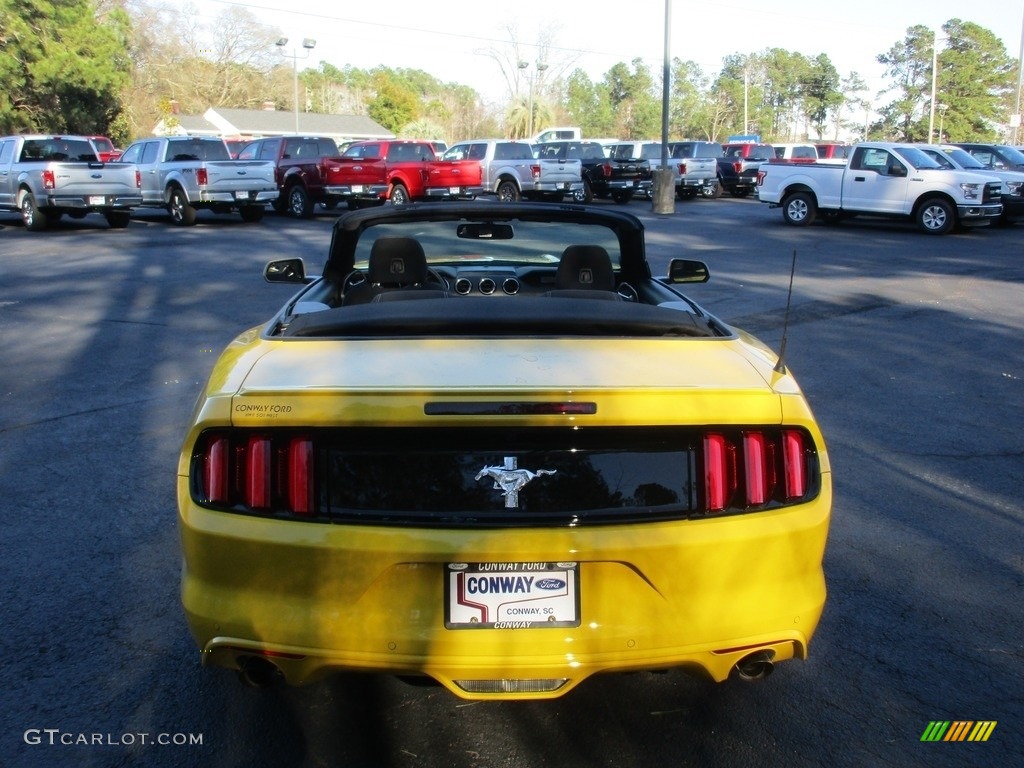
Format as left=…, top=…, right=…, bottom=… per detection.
left=205, top=161, right=277, bottom=191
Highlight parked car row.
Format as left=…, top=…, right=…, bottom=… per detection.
left=3, top=133, right=1022, bottom=233
left=756, top=141, right=1023, bottom=235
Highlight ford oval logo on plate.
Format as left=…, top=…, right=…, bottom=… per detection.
left=535, top=578, right=566, bottom=590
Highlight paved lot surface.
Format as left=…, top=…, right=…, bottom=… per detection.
left=1, top=198, right=1021, bottom=768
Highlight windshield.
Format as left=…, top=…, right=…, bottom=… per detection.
left=352, top=219, right=623, bottom=270
left=940, top=148, right=985, bottom=169
left=893, top=147, right=944, bottom=170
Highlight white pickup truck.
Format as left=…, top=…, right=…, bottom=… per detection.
left=441, top=139, right=583, bottom=202
left=115, top=136, right=278, bottom=225
left=756, top=142, right=1003, bottom=235
left=0, top=134, right=142, bottom=230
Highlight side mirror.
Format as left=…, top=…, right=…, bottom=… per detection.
left=667, top=258, right=710, bottom=284
left=888, top=164, right=907, bottom=178
left=264, top=258, right=310, bottom=284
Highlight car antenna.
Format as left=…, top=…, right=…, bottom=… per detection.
left=773, top=249, right=797, bottom=374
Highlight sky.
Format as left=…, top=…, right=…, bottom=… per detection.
left=198, top=0, right=1023, bottom=110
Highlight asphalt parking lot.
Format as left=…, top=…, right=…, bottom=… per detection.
left=1, top=197, right=1021, bottom=768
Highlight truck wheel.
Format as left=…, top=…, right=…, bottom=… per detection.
left=168, top=187, right=197, bottom=226
left=496, top=180, right=520, bottom=203
left=611, top=190, right=634, bottom=204
left=239, top=206, right=265, bottom=223
left=105, top=211, right=131, bottom=229
left=916, top=197, right=954, bottom=235
left=571, top=180, right=593, bottom=204
left=20, top=191, right=49, bottom=231
left=782, top=191, right=817, bottom=226
left=286, top=184, right=313, bottom=218
left=701, top=181, right=721, bottom=199
left=389, top=183, right=410, bottom=206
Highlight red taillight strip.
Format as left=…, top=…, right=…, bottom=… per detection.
left=246, top=436, right=272, bottom=509
left=782, top=429, right=807, bottom=499
left=204, top=436, right=230, bottom=504
left=743, top=431, right=768, bottom=506
left=704, top=433, right=729, bottom=512
left=287, top=438, right=314, bottom=515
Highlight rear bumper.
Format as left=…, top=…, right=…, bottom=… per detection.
left=423, top=185, right=484, bottom=200
left=195, top=189, right=278, bottom=204
left=44, top=194, right=142, bottom=210
left=324, top=184, right=389, bottom=200
left=178, top=476, right=831, bottom=699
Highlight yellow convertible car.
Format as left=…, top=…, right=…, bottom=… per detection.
left=177, top=203, right=831, bottom=700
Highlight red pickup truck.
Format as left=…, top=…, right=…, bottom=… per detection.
left=326, top=140, right=483, bottom=207
left=236, top=135, right=345, bottom=218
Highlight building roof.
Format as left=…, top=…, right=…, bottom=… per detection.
left=152, top=107, right=393, bottom=143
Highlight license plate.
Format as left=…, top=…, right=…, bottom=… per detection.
left=351, top=185, right=363, bottom=193
left=445, top=562, right=579, bottom=629
left=449, top=186, right=461, bottom=194
left=88, top=196, right=106, bottom=205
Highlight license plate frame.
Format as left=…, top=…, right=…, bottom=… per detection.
left=445, top=562, right=580, bottom=630
left=88, top=196, right=106, bottom=206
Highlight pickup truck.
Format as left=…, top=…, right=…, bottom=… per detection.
left=918, top=144, right=1024, bottom=225
left=770, top=143, right=819, bottom=164
left=756, top=141, right=1003, bottom=235
left=605, top=141, right=662, bottom=200
left=236, top=135, right=345, bottom=218
left=324, top=140, right=484, bottom=207
left=441, top=139, right=583, bottom=202
left=667, top=140, right=721, bottom=199
left=534, top=140, right=651, bottom=204
left=718, top=142, right=775, bottom=197
left=115, top=136, right=278, bottom=225
left=0, top=134, right=142, bottom=230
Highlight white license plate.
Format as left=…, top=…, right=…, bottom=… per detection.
left=445, top=562, right=579, bottom=629
left=449, top=186, right=461, bottom=194
left=351, top=185, right=363, bottom=193
left=234, top=191, right=250, bottom=200
left=88, top=196, right=106, bottom=205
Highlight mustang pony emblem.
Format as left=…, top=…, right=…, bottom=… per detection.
left=475, top=457, right=556, bottom=508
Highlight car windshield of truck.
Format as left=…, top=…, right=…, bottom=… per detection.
left=996, top=145, right=1024, bottom=165
left=893, top=147, right=944, bottom=170
left=20, top=139, right=98, bottom=162
left=940, top=148, right=985, bottom=170
left=167, top=139, right=230, bottom=162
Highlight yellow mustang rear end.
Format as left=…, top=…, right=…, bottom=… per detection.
left=177, top=204, right=831, bottom=699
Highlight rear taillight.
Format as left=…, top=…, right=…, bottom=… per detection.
left=194, top=431, right=315, bottom=517
left=599, top=162, right=613, bottom=178
left=678, top=162, right=688, bottom=175
left=196, top=168, right=208, bottom=186
left=135, top=170, right=142, bottom=188
left=42, top=170, right=55, bottom=190
left=732, top=161, right=743, bottom=174
left=530, top=164, right=541, bottom=180
left=700, top=428, right=814, bottom=514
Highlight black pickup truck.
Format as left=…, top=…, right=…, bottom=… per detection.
left=534, top=140, right=651, bottom=204
left=718, top=142, right=774, bottom=198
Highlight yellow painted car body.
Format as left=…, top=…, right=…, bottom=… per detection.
left=177, top=204, right=831, bottom=699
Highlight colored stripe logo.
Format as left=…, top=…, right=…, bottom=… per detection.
left=921, top=721, right=997, bottom=742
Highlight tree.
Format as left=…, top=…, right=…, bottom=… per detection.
left=875, top=25, right=935, bottom=141
left=603, top=59, right=659, bottom=138
left=936, top=19, right=1014, bottom=141
left=0, top=0, right=132, bottom=135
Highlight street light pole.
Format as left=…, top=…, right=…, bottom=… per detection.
left=276, top=37, right=316, bottom=135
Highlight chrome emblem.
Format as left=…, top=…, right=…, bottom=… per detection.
left=475, top=457, right=556, bottom=508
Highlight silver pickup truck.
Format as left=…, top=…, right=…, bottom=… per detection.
left=116, top=136, right=278, bottom=225
left=0, top=134, right=142, bottom=230
left=442, top=139, right=583, bottom=202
